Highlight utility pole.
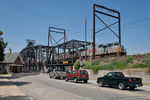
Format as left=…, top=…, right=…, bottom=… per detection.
left=85, top=18, right=87, bottom=61
left=90, top=29, right=92, bottom=68
left=93, top=4, right=95, bottom=59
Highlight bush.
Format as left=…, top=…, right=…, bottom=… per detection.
left=74, top=60, right=80, bottom=70
left=104, top=60, right=109, bottom=63
left=115, top=61, right=128, bottom=69
left=131, top=63, right=147, bottom=68
left=83, top=61, right=91, bottom=69
left=99, top=64, right=114, bottom=70
left=111, top=60, right=118, bottom=65
left=143, top=58, right=150, bottom=65
left=125, top=56, right=133, bottom=64
left=91, top=61, right=100, bottom=74
left=82, top=56, right=150, bottom=74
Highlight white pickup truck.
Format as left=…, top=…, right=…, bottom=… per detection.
left=49, top=69, right=66, bottom=79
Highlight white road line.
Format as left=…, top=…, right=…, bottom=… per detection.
left=47, top=78, right=150, bottom=99
left=46, top=86, right=91, bottom=100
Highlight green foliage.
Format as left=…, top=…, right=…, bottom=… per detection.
left=0, top=31, right=8, bottom=61
left=132, top=63, right=147, bottom=68
left=82, top=56, right=150, bottom=74
left=99, top=60, right=128, bottom=70
left=83, top=60, right=91, bottom=69
left=125, top=56, right=133, bottom=64
left=142, top=58, right=150, bottom=65
left=142, top=58, right=150, bottom=73
left=104, top=60, right=109, bottom=63
left=91, top=61, right=100, bottom=74
left=99, top=64, right=114, bottom=70
left=148, top=68, right=150, bottom=74
left=115, top=61, right=128, bottom=69
left=74, top=60, right=80, bottom=70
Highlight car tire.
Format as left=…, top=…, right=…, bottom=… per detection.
left=74, top=78, right=78, bottom=83
left=98, top=80, right=104, bottom=87
left=65, top=77, right=68, bottom=82
left=53, top=75, right=56, bottom=79
left=118, top=82, right=125, bottom=90
left=49, top=73, right=52, bottom=78
left=84, top=80, right=88, bottom=83
left=129, top=86, right=135, bottom=90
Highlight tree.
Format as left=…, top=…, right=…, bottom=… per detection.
left=74, top=60, right=80, bottom=70
left=0, top=30, right=7, bottom=61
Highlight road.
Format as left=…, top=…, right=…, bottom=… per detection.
left=9, top=73, right=150, bottom=100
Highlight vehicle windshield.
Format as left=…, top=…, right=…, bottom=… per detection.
left=115, top=72, right=124, bottom=77
left=80, top=70, right=88, bottom=74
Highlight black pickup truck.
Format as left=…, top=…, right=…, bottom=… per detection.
left=97, top=72, right=143, bottom=90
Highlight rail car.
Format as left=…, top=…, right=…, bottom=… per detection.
left=54, top=42, right=126, bottom=60
left=80, top=42, right=126, bottom=57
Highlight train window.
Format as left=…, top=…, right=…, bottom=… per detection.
left=114, top=42, right=119, bottom=46
left=99, top=45, right=103, bottom=48
left=108, top=44, right=113, bottom=47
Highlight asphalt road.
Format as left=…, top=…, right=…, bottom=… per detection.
left=9, top=73, right=150, bottom=100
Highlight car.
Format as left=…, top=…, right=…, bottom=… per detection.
left=97, top=72, right=143, bottom=90
left=65, top=70, right=89, bottom=83
left=49, top=69, right=66, bottom=79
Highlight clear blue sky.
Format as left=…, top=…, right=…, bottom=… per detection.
left=0, top=0, right=150, bottom=55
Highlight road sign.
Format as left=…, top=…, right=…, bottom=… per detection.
left=63, top=61, right=68, bottom=64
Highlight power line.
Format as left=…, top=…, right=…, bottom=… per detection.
left=122, top=17, right=150, bottom=27
left=69, top=17, right=150, bottom=37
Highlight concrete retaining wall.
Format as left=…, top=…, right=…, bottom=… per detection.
left=86, top=69, right=150, bottom=82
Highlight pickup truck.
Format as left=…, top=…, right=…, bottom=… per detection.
left=49, top=69, right=66, bottom=79
left=97, top=72, right=143, bottom=90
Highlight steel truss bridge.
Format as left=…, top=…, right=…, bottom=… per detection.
left=20, top=39, right=91, bottom=72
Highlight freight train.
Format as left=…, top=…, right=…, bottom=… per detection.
left=54, top=42, right=126, bottom=60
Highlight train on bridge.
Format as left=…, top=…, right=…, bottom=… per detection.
left=54, top=42, right=126, bottom=60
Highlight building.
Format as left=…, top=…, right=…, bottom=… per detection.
left=0, top=53, right=24, bottom=74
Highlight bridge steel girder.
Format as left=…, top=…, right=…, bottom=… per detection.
left=93, top=4, right=121, bottom=59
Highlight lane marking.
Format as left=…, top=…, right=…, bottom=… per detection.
left=13, top=74, right=150, bottom=99
left=15, top=75, right=91, bottom=100
left=46, top=86, right=92, bottom=100
left=47, top=77, right=150, bottom=99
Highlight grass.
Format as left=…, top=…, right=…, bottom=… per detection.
left=82, top=56, right=150, bottom=74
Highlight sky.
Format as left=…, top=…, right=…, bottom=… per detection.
left=0, top=0, right=150, bottom=55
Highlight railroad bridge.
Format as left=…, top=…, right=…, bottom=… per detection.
left=20, top=4, right=125, bottom=72
left=20, top=39, right=91, bottom=72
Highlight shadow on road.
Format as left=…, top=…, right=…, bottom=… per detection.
left=0, top=76, right=9, bottom=79
left=0, top=95, right=31, bottom=100
left=0, top=81, right=31, bottom=86
left=101, top=85, right=145, bottom=91
left=9, top=72, right=40, bottom=79
left=128, top=88, right=145, bottom=91
left=67, top=80, right=94, bottom=85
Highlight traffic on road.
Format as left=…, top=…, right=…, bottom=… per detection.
left=8, top=73, right=150, bottom=100
left=49, top=68, right=143, bottom=90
